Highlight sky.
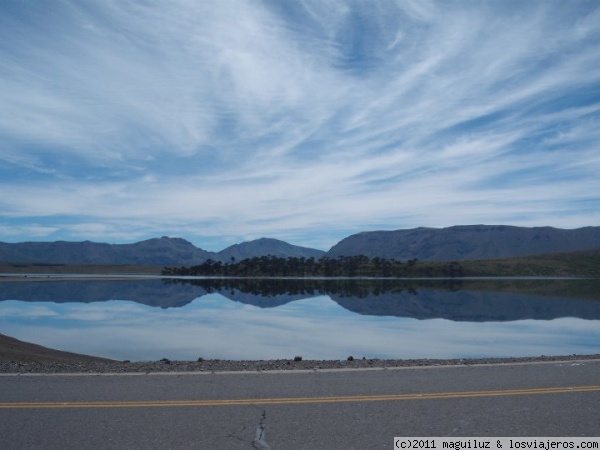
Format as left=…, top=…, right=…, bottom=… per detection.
left=1, top=0, right=599, bottom=252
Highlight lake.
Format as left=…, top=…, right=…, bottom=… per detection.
left=0, top=276, right=599, bottom=361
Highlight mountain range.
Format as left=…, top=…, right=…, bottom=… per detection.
left=1, top=225, right=599, bottom=265
left=0, top=236, right=323, bottom=265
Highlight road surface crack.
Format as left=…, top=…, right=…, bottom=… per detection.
left=252, top=410, right=270, bottom=449
left=226, top=425, right=248, bottom=443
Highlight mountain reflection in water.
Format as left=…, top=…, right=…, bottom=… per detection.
left=1, top=277, right=599, bottom=361
left=1, top=277, right=599, bottom=322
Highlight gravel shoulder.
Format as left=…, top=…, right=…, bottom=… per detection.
left=2, top=333, right=599, bottom=374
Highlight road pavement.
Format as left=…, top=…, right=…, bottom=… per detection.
left=1, top=360, right=599, bottom=449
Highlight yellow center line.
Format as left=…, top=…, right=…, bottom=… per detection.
left=1, top=385, right=599, bottom=409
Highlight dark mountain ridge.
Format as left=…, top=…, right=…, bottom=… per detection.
left=0, top=237, right=214, bottom=265
left=326, top=225, right=600, bottom=261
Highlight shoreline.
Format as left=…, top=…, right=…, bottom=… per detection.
left=3, top=354, right=600, bottom=375
left=2, top=334, right=600, bottom=375
left=2, top=271, right=599, bottom=374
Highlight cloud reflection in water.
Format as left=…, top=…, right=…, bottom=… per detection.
left=0, top=292, right=598, bottom=361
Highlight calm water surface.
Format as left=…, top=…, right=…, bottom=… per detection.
left=0, top=277, right=598, bottom=361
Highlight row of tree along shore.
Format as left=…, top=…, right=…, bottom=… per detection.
left=162, top=249, right=600, bottom=278
left=162, top=255, right=464, bottom=278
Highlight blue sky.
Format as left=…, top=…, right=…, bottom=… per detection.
left=1, top=0, right=599, bottom=251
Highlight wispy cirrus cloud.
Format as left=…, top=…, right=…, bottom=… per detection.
left=0, top=0, right=598, bottom=250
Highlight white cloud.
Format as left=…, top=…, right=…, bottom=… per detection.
left=0, top=0, right=598, bottom=248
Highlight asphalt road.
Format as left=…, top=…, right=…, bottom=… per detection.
left=0, top=360, right=599, bottom=449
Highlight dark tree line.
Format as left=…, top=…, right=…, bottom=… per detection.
left=162, top=255, right=464, bottom=278
left=163, top=277, right=468, bottom=298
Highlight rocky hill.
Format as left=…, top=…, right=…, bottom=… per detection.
left=0, top=237, right=215, bottom=265
left=326, top=225, right=600, bottom=261
left=216, top=237, right=324, bottom=262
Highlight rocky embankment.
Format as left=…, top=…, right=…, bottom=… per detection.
left=3, top=355, right=600, bottom=375
left=2, top=333, right=598, bottom=374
